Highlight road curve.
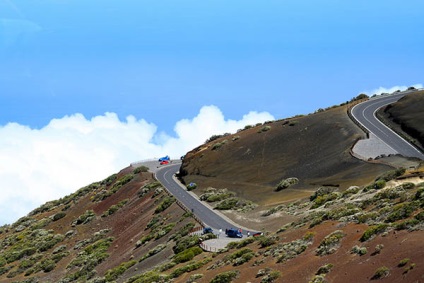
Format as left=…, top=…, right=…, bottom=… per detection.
left=155, top=163, right=255, bottom=234
left=351, top=92, right=424, bottom=160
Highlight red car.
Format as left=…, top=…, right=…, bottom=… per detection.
left=160, top=160, right=169, bottom=165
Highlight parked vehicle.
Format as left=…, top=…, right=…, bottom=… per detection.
left=226, top=228, right=243, bottom=238
left=160, top=160, right=169, bottom=165
left=158, top=155, right=170, bottom=162
left=202, top=227, right=213, bottom=235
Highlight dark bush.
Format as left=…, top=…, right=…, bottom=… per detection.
left=52, top=212, right=66, bottom=221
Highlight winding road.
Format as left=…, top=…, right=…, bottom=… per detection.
left=155, top=163, right=253, bottom=234
left=351, top=91, right=424, bottom=160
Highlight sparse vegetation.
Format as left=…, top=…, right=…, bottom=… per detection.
left=2, top=95, right=424, bottom=283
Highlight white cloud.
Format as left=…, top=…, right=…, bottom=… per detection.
left=363, top=84, right=423, bottom=96
left=0, top=106, right=274, bottom=225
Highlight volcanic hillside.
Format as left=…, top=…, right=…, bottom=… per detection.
left=179, top=102, right=392, bottom=211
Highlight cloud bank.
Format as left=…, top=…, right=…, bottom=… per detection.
left=363, top=84, right=423, bottom=96
left=0, top=105, right=274, bottom=225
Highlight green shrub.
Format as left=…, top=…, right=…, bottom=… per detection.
left=261, top=270, right=281, bottom=283
left=155, top=223, right=175, bottom=240
left=303, top=231, right=316, bottom=242
left=371, top=266, right=389, bottom=279
left=102, top=199, right=128, bottom=217
left=212, top=140, right=228, bottom=150
left=311, top=193, right=339, bottom=209
left=360, top=224, right=388, bottom=242
left=173, top=235, right=200, bottom=254
left=414, top=187, right=424, bottom=203
left=316, top=263, right=333, bottom=275
left=258, top=236, right=277, bottom=248
left=40, top=259, right=55, bottom=272
left=394, top=218, right=419, bottom=230
left=316, top=230, right=344, bottom=256
left=386, top=202, right=419, bottom=223
left=206, top=134, right=223, bottom=143
left=101, top=173, right=118, bottom=186
left=104, top=260, right=136, bottom=281
left=342, top=186, right=360, bottom=197
left=173, top=246, right=203, bottom=264
left=275, top=177, right=299, bottom=191
left=133, top=166, right=149, bottom=174
left=214, top=198, right=238, bottom=210
left=376, top=168, right=405, bottom=182
left=233, top=251, right=255, bottom=266
left=310, top=186, right=338, bottom=201
left=52, top=212, right=66, bottom=221
left=258, top=125, right=271, bottom=133
left=229, top=236, right=255, bottom=249
left=351, top=245, right=367, bottom=256
left=154, top=196, right=175, bottom=213
left=139, top=244, right=166, bottom=262
left=73, top=210, right=95, bottom=225
left=398, top=258, right=410, bottom=267
left=210, top=270, right=239, bottom=283
left=169, top=258, right=211, bottom=279
left=126, top=270, right=166, bottom=283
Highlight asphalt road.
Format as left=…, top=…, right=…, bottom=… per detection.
left=155, top=163, right=254, bottom=234
left=351, top=91, right=424, bottom=160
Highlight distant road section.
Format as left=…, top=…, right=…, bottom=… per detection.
left=351, top=91, right=424, bottom=160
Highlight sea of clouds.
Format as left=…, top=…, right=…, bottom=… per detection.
left=0, top=105, right=274, bottom=225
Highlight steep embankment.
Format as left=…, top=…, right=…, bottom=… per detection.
left=180, top=104, right=392, bottom=208
left=377, top=90, right=424, bottom=153
left=0, top=166, right=202, bottom=283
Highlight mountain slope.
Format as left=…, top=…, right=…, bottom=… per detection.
left=179, top=104, right=394, bottom=229
left=2, top=95, right=424, bottom=283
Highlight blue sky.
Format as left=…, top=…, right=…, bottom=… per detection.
left=0, top=0, right=423, bottom=224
